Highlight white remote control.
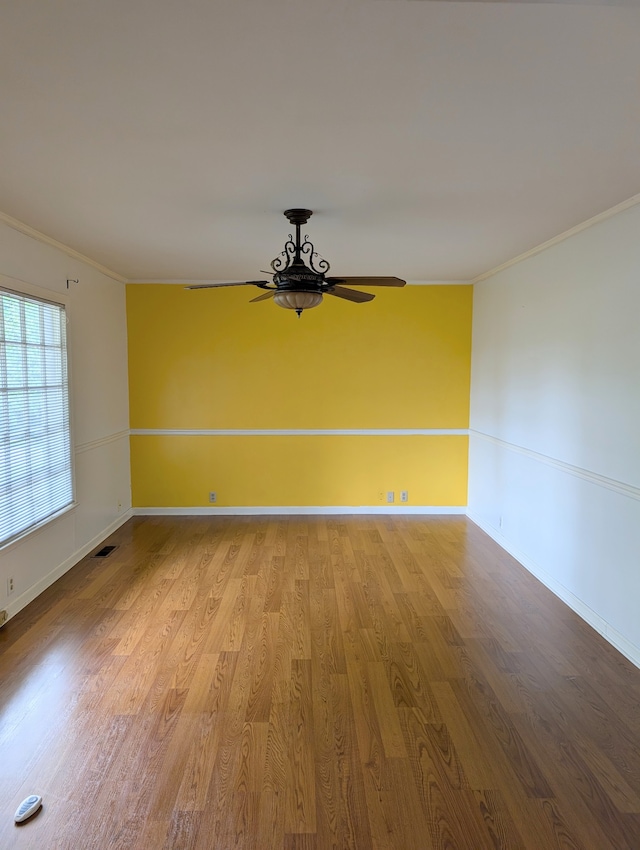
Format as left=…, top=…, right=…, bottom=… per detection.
left=14, top=795, right=42, bottom=823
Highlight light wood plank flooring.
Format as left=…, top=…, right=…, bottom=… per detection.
left=1, top=516, right=640, bottom=849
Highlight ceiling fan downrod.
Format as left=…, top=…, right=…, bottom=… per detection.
left=283, top=208, right=313, bottom=264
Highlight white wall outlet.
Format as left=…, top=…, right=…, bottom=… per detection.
left=7, top=577, right=15, bottom=596
left=400, top=490, right=409, bottom=502
left=387, top=491, right=395, bottom=503
left=209, top=491, right=217, bottom=504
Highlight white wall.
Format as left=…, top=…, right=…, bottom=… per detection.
left=0, top=221, right=131, bottom=620
left=468, top=203, right=640, bottom=665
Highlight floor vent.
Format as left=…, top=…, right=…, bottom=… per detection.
left=93, top=545, right=117, bottom=558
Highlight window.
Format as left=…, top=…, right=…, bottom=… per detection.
left=0, top=288, right=74, bottom=546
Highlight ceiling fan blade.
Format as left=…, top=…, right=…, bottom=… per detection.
left=328, top=285, right=375, bottom=303
left=325, top=276, right=406, bottom=287
left=249, top=290, right=276, bottom=303
left=186, top=280, right=270, bottom=290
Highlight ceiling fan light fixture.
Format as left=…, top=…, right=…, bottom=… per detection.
left=273, top=290, right=323, bottom=316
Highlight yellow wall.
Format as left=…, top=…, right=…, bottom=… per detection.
left=127, top=283, right=472, bottom=508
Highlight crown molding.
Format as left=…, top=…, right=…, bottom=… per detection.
left=407, top=279, right=472, bottom=286
left=7, top=190, right=640, bottom=291
left=126, top=279, right=473, bottom=286
left=471, top=192, right=640, bottom=285
left=0, top=210, right=127, bottom=283
left=127, top=279, right=240, bottom=285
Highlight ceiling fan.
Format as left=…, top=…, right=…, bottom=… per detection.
left=188, top=209, right=406, bottom=317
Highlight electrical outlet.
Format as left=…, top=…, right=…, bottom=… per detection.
left=400, top=490, right=409, bottom=503
left=209, top=491, right=217, bottom=504
left=7, top=577, right=14, bottom=596
left=387, top=491, right=395, bottom=504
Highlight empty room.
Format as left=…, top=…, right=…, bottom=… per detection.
left=1, top=1, right=639, bottom=848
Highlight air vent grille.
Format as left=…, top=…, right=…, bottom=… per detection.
left=93, top=545, right=117, bottom=558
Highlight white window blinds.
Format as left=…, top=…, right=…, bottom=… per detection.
left=0, top=288, right=74, bottom=546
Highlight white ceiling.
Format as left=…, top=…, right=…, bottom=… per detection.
left=1, top=0, right=639, bottom=283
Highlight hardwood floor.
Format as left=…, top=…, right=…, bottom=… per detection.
left=1, top=516, right=640, bottom=849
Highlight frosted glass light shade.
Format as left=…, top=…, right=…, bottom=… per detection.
left=273, top=291, right=323, bottom=312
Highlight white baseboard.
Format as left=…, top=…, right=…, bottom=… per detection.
left=2, top=509, right=133, bottom=624
left=467, top=510, right=640, bottom=670
left=133, top=505, right=467, bottom=516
